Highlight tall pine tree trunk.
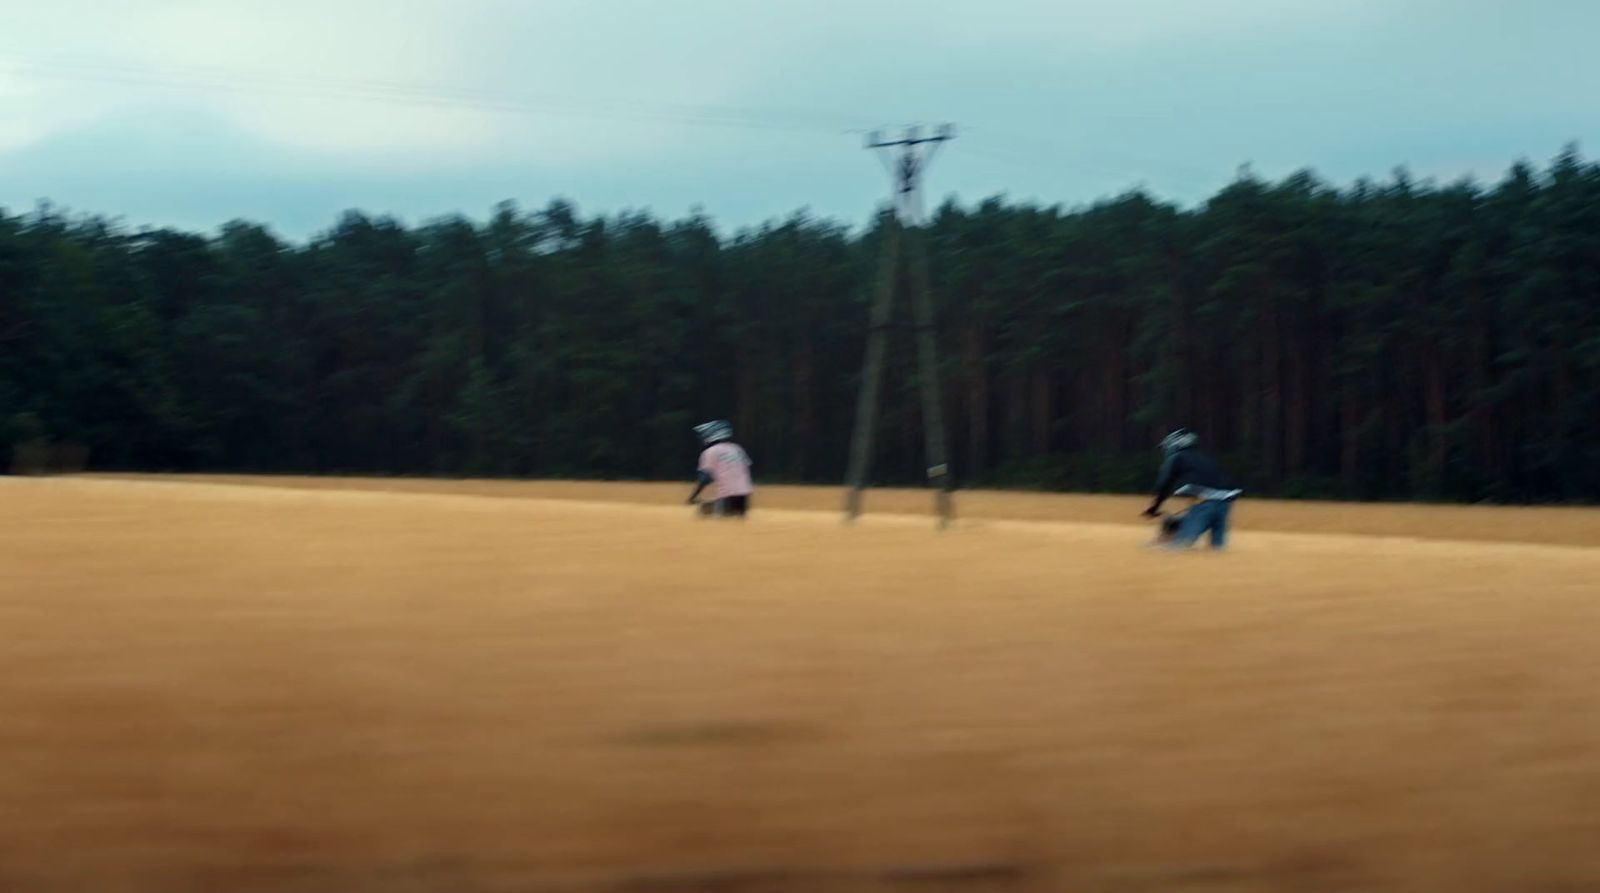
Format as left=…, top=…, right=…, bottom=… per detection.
left=1424, top=346, right=1448, bottom=486
left=961, top=322, right=989, bottom=476
left=1102, top=336, right=1126, bottom=453
left=1032, top=367, right=1053, bottom=455
left=794, top=329, right=815, bottom=479
left=1340, top=395, right=1361, bottom=494
left=1005, top=369, right=1028, bottom=468
left=1287, top=348, right=1309, bottom=474
left=1260, top=296, right=1283, bottom=485
left=1168, top=251, right=1195, bottom=426
left=736, top=341, right=757, bottom=459
left=1470, top=303, right=1494, bottom=481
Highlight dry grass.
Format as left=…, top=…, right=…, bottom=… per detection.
left=3, top=475, right=1599, bottom=892
left=93, top=473, right=1600, bottom=547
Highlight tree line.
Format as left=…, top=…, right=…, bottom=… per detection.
left=3, top=148, right=1598, bottom=502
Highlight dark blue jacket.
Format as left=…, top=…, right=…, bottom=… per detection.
left=1151, top=447, right=1237, bottom=509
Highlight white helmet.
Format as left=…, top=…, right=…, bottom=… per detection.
left=1160, top=428, right=1198, bottom=455
left=694, top=420, right=733, bottom=446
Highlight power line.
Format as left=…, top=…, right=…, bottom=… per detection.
left=961, top=125, right=1222, bottom=186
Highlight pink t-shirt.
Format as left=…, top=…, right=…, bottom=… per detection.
left=698, top=442, right=753, bottom=498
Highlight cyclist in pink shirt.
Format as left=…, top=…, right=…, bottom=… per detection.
left=687, top=419, right=753, bottom=518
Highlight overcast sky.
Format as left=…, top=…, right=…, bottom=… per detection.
left=2, top=0, right=1596, bottom=240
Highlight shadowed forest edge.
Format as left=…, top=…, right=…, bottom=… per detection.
left=3, top=147, right=1598, bottom=503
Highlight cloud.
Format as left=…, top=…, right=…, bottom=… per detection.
left=0, top=57, right=122, bottom=154
left=0, top=0, right=804, bottom=165
left=0, top=1, right=508, bottom=159
left=2, top=0, right=1387, bottom=164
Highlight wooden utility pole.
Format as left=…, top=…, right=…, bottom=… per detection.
left=843, top=124, right=955, bottom=527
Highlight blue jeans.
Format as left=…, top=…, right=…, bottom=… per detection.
left=1171, top=499, right=1233, bottom=549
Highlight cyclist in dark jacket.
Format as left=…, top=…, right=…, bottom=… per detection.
left=1142, top=429, right=1243, bottom=549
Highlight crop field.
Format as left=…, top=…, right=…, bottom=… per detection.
left=3, top=475, right=1599, bottom=892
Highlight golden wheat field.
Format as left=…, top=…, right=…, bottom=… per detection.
left=3, top=474, right=1599, bottom=892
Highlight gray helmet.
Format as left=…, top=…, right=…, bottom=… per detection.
left=1160, top=428, right=1198, bottom=455
left=694, top=420, right=733, bottom=446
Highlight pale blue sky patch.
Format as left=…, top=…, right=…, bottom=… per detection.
left=1, top=0, right=1595, bottom=239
